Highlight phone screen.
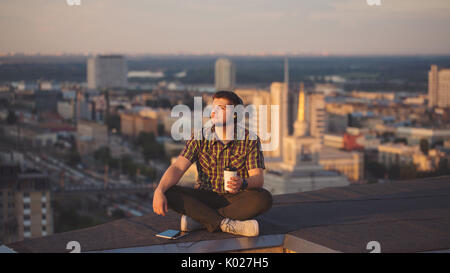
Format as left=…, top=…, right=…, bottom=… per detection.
left=155, top=230, right=189, bottom=239
left=155, top=229, right=180, bottom=239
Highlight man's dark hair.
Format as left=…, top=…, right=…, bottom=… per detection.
left=212, top=90, right=245, bottom=125
left=212, top=90, right=243, bottom=106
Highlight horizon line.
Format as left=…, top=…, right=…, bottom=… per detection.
left=2, top=52, right=450, bottom=58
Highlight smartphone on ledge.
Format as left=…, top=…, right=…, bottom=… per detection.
left=155, top=229, right=188, bottom=239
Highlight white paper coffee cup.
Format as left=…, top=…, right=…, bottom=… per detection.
left=224, top=167, right=237, bottom=192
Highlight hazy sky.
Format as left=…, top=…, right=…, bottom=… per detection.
left=1, top=0, right=450, bottom=55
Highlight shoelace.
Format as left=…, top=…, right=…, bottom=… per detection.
left=223, top=219, right=239, bottom=234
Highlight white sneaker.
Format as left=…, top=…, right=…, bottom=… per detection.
left=220, top=218, right=259, bottom=237
left=180, top=214, right=205, bottom=232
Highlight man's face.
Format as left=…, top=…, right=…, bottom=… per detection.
left=211, top=98, right=234, bottom=126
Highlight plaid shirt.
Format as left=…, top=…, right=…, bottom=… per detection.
left=180, top=125, right=265, bottom=194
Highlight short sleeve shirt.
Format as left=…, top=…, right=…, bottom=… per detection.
left=180, top=126, right=265, bottom=193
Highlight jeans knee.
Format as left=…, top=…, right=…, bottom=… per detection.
left=247, top=188, right=272, bottom=214
left=258, top=188, right=273, bottom=213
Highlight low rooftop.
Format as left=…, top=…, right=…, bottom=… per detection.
left=3, top=175, right=450, bottom=253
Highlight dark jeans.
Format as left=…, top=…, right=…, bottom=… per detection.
left=165, top=185, right=273, bottom=232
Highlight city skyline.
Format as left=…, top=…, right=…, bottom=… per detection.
left=1, top=0, right=450, bottom=56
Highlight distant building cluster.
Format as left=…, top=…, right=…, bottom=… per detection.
left=120, top=111, right=158, bottom=138
left=2, top=56, right=450, bottom=245
left=76, top=120, right=108, bottom=156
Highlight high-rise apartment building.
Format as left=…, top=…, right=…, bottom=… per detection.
left=87, top=55, right=128, bottom=90
left=214, top=58, right=236, bottom=90
left=269, top=82, right=288, bottom=158
left=428, top=65, right=450, bottom=108
left=308, top=92, right=327, bottom=140
left=0, top=160, right=53, bottom=244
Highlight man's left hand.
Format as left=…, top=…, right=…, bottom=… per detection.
left=228, top=176, right=243, bottom=193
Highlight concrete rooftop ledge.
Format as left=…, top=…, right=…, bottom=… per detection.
left=3, top=175, right=450, bottom=253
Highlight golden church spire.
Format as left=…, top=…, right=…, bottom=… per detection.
left=297, top=82, right=305, bottom=122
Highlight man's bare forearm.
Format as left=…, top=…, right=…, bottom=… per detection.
left=246, top=173, right=264, bottom=189
left=156, top=164, right=184, bottom=193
